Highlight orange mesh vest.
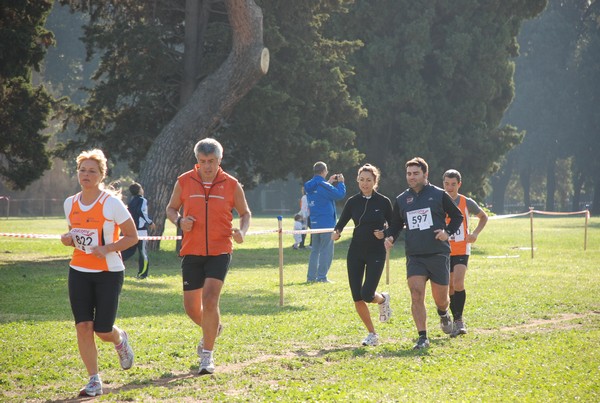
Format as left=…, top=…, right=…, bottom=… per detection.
left=178, top=166, right=238, bottom=256
left=69, top=192, right=119, bottom=271
left=446, top=195, right=471, bottom=256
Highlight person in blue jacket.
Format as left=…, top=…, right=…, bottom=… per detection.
left=304, top=161, right=346, bottom=282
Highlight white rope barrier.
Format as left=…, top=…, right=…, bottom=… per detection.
left=0, top=210, right=591, bottom=306
left=487, top=208, right=590, bottom=257
left=0, top=227, right=336, bottom=240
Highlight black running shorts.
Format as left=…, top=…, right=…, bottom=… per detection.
left=450, top=255, right=469, bottom=272
left=406, top=253, right=450, bottom=285
left=181, top=254, right=231, bottom=291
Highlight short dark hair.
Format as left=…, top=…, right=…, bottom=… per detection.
left=129, top=182, right=142, bottom=196
left=406, top=157, right=428, bottom=174
left=443, top=169, right=462, bottom=183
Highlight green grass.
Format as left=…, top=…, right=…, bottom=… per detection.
left=1, top=215, right=599, bottom=402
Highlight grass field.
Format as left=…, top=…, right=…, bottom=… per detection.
left=1, top=215, right=599, bottom=402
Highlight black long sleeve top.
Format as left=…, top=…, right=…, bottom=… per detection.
left=334, top=191, right=393, bottom=248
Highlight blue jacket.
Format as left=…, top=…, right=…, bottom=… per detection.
left=304, top=175, right=346, bottom=229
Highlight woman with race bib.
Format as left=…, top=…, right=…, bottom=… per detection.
left=60, top=149, right=138, bottom=397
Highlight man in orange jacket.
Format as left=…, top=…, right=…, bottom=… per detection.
left=166, top=138, right=251, bottom=375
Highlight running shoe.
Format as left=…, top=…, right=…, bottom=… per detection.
left=450, top=319, right=468, bottom=338
left=413, top=336, right=430, bottom=350
left=361, top=332, right=379, bottom=346
left=197, top=323, right=223, bottom=355
left=79, top=378, right=102, bottom=397
left=378, top=292, right=392, bottom=323
left=115, top=329, right=134, bottom=370
left=440, top=313, right=453, bottom=334
left=199, top=351, right=215, bottom=375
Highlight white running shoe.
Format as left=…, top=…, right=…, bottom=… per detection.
left=197, top=323, right=223, bottom=356
left=115, top=329, right=134, bottom=370
left=440, top=313, right=453, bottom=334
left=379, top=292, right=392, bottom=322
left=199, top=351, right=215, bottom=375
left=361, top=332, right=379, bottom=346
left=79, top=378, right=102, bottom=397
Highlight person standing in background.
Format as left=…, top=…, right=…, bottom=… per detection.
left=442, top=169, right=488, bottom=337
left=299, top=187, right=310, bottom=248
left=122, top=182, right=156, bottom=279
left=293, top=213, right=304, bottom=249
left=304, top=161, right=346, bottom=283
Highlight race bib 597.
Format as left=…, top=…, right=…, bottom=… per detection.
left=406, top=208, right=433, bottom=231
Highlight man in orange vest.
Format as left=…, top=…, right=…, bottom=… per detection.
left=442, top=169, right=488, bottom=337
left=166, top=138, right=251, bottom=375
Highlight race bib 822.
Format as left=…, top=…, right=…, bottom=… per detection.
left=70, top=228, right=100, bottom=254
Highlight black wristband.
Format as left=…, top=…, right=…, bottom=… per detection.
left=176, top=216, right=182, bottom=229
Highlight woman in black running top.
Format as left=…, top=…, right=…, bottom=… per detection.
left=332, top=164, right=393, bottom=346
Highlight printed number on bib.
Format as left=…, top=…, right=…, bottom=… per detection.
left=407, top=208, right=433, bottom=230
left=70, top=228, right=100, bottom=254
left=450, top=225, right=465, bottom=242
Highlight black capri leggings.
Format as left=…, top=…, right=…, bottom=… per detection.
left=68, top=267, right=124, bottom=333
left=346, top=243, right=386, bottom=302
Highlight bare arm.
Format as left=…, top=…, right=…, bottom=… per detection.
left=166, top=181, right=195, bottom=232
left=92, top=218, right=138, bottom=258
left=232, top=182, right=251, bottom=244
left=466, top=210, right=489, bottom=243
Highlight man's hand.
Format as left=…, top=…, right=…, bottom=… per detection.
left=466, top=233, right=478, bottom=243
left=180, top=216, right=195, bottom=232
left=232, top=228, right=245, bottom=244
left=434, top=229, right=450, bottom=241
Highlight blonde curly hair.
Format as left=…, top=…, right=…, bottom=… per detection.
left=76, top=149, right=108, bottom=179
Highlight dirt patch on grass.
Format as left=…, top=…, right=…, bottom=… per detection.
left=478, top=311, right=599, bottom=334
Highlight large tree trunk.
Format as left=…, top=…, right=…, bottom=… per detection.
left=545, top=156, right=556, bottom=211
left=520, top=163, right=531, bottom=211
left=140, top=0, right=269, bottom=250
left=490, top=156, right=514, bottom=214
left=592, top=174, right=600, bottom=216
left=571, top=168, right=584, bottom=212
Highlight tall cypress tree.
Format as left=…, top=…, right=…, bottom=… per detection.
left=335, top=0, right=546, bottom=198
left=0, top=0, right=57, bottom=189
